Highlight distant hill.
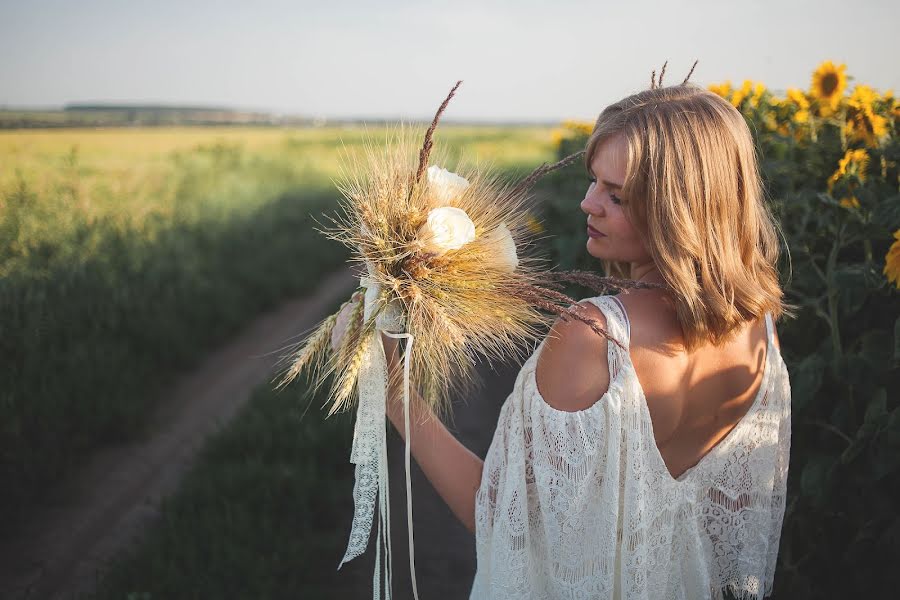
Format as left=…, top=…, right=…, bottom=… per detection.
left=0, top=103, right=559, bottom=129
left=0, top=104, right=315, bottom=129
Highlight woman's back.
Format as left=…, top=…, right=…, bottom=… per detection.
left=603, top=289, right=782, bottom=482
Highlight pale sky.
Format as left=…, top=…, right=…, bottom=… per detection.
left=1, top=0, right=897, bottom=122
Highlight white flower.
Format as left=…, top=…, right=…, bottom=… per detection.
left=417, top=206, right=476, bottom=255
left=484, top=222, right=519, bottom=272
left=426, top=165, right=469, bottom=205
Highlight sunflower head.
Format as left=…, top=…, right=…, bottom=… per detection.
left=843, top=84, right=891, bottom=147
left=561, top=119, right=594, bottom=137
left=884, top=229, right=900, bottom=290
left=810, top=60, right=848, bottom=117
left=827, top=148, right=870, bottom=195
left=786, top=88, right=810, bottom=110
left=730, top=80, right=755, bottom=109
left=708, top=81, right=732, bottom=99
left=748, top=82, right=767, bottom=108
left=839, top=196, right=861, bottom=209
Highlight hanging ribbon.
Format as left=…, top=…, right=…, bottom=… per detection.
left=337, top=265, right=421, bottom=600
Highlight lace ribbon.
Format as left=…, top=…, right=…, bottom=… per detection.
left=337, top=267, right=420, bottom=600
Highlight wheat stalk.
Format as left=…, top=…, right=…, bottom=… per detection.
left=682, top=59, right=699, bottom=85
left=413, top=80, right=463, bottom=189
left=274, top=311, right=338, bottom=390
left=507, top=151, right=586, bottom=200
left=542, top=271, right=671, bottom=294
left=328, top=330, right=371, bottom=416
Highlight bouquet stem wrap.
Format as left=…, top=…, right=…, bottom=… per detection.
left=337, top=267, right=420, bottom=600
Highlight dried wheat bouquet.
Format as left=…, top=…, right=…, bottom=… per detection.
left=273, top=81, right=665, bottom=600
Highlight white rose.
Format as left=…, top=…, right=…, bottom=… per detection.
left=417, top=206, right=476, bottom=255
left=426, top=165, right=470, bottom=205
left=484, top=222, right=519, bottom=272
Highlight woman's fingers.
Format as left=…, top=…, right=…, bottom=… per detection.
left=330, top=299, right=357, bottom=352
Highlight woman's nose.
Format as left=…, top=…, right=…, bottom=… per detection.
left=580, top=193, right=603, bottom=216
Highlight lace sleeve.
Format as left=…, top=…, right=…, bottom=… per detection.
left=763, top=371, right=792, bottom=597
left=472, top=337, right=627, bottom=597
left=472, top=295, right=639, bottom=597
left=523, top=357, right=625, bottom=584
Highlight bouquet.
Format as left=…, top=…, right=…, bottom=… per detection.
left=275, top=81, right=665, bottom=599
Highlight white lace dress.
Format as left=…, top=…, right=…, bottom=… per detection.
left=470, top=295, right=792, bottom=600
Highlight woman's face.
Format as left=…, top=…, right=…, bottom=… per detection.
left=580, top=134, right=654, bottom=273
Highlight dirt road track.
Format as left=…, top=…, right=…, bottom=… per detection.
left=0, top=267, right=359, bottom=600
left=0, top=263, right=523, bottom=600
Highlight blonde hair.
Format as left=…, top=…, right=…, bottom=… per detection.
left=585, top=82, right=796, bottom=350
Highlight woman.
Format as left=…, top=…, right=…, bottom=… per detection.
left=336, top=81, right=793, bottom=599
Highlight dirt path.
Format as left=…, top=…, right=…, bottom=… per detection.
left=0, top=263, right=525, bottom=600
left=0, top=267, right=359, bottom=600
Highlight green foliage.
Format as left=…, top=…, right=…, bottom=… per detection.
left=538, top=79, right=900, bottom=597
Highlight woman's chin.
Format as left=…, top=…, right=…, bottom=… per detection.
left=586, top=237, right=607, bottom=259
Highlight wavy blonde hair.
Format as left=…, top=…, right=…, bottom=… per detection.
left=586, top=82, right=796, bottom=350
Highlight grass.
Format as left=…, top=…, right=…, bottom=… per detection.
left=0, top=123, right=557, bottom=538
left=79, top=371, right=366, bottom=600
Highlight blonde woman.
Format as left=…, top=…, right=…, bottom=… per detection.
left=334, top=79, right=794, bottom=599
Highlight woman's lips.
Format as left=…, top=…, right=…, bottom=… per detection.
left=587, top=224, right=606, bottom=238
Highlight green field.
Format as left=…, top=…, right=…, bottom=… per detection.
left=0, top=124, right=559, bottom=530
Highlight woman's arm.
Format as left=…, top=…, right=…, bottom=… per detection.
left=380, top=332, right=483, bottom=535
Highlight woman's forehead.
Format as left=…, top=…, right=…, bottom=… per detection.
left=590, top=134, right=628, bottom=179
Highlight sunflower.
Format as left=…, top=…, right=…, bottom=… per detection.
left=561, top=119, right=594, bottom=137
left=708, top=81, right=732, bottom=99
left=884, top=229, right=900, bottom=289
left=730, top=80, right=754, bottom=108
left=843, top=84, right=890, bottom=147
left=550, top=129, right=565, bottom=148
left=886, top=89, right=900, bottom=119
left=810, top=60, right=848, bottom=117
left=839, top=196, right=861, bottom=209
left=552, top=120, right=593, bottom=149
left=786, top=88, right=811, bottom=123
left=827, top=148, right=869, bottom=195
left=748, top=82, right=767, bottom=108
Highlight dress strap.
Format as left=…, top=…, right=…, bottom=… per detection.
left=764, top=312, right=774, bottom=346
left=606, top=295, right=631, bottom=347
left=579, top=295, right=630, bottom=354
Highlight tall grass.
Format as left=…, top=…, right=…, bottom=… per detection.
left=80, top=373, right=365, bottom=600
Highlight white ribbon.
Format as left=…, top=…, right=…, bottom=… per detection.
left=337, top=266, right=420, bottom=600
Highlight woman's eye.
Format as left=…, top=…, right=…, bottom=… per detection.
left=588, top=176, right=621, bottom=205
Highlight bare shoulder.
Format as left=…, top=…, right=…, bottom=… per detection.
left=535, top=300, right=612, bottom=413
left=612, top=289, right=686, bottom=396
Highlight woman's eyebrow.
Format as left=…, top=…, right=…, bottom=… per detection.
left=588, top=167, right=623, bottom=189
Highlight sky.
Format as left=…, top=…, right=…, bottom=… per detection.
left=1, top=0, right=897, bottom=123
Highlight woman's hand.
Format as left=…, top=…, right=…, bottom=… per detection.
left=330, top=291, right=402, bottom=379
left=329, top=291, right=412, bottom=424
left=330, top=291, right=364, bottom=352
left=329, top=292, right=482, bottom=534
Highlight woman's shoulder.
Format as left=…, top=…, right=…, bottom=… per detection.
left=533, top=296, right=622, bottom=414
